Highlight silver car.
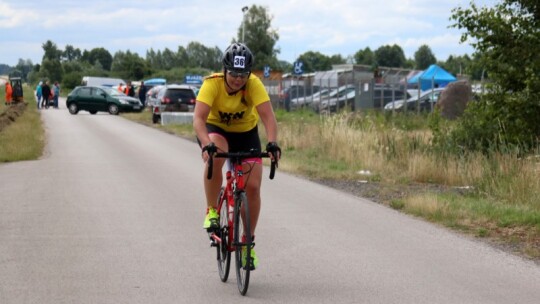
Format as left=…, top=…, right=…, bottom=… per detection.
left=384, top=88, right=445, bottom=112
left=290, top=88, right=331, bottom=110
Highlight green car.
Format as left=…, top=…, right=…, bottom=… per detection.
left=66, top=85, right=143, bottom=115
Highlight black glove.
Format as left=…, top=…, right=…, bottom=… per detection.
left=202, top=142, right=217, bottom=155
left=266, top=142, right=281, bottom=160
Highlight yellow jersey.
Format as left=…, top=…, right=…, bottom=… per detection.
left=197, top=73, right=270, bottom=132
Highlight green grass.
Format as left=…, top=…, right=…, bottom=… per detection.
left=0, top=85, right=44, bottom=162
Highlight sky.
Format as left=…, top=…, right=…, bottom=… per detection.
left=0, top=0, right=496, bottom=67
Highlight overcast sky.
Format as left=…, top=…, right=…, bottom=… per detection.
left=0, top=0, right=495, bottom=67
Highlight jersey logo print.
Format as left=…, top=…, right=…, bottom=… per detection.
left=219, top=111, right=245, bottom=125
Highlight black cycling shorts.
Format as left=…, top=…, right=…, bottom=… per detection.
left=199, top=123, right=261, bottom=154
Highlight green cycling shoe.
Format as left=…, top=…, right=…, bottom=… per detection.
left=203, top=207, right=219, bottom=231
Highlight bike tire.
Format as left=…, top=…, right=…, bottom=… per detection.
left=234, top=192, right=251, bottom=295
left=216, top=188, right=231, bottom=282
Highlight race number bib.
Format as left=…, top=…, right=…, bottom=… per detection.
left=233, top=56, right=246, bottom=69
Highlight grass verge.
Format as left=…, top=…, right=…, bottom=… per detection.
left=0, top=85, right=45, bottom=162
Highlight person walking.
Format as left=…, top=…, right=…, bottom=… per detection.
left=36, top=82, right=43, bottom=109
left=53, top=82, right=60, bottom=109
left=138, top=81, right=147, bottom=107
left=41, top=81, right=51, bottom=109
left=4, top=81, right=13, bottom=106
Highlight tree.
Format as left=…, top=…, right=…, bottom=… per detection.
left=40, top=41, right=63, bottom=82
left=0, top=64, right=11, bottom=75
left=236, top=5, right=280, bottom=70
left=63, top=45, right=82, bottom=62
left=452, top=0, right=540, bottom=93
left=354, top=47, right=374, bottom=66
left=185, top=41, right=222, bottom=71
left=441, top=54, right=472, bottom=77
left=443, top=0, right=540, bottom=152
left=42, top=40, right=62, bottom=61
left=40, top=58, right=63, bottom=82
left=86, top=48, right=113, bottom=71
left=329, top=54, right=346, bottom=66
left=161, top=48, right=178, bottom=70
left=176, top=46, right=189, bottom=68
left=374, top=44, right=406, bottom=68
left=296, top=51, right=333, bottom=73
left=414, top=45, right=437, bottom=69
left=111, top=50, right=149, bottom=80
left=15, top=59, right=34, bottom=81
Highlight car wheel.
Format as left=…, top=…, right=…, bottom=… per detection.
left=152, top=113, right=160, bottom=124
left=89, top=110, right=97, bottom=115
left=68, top=103, right=79, bottom=115
left=108, top=104, right=119, bottom=115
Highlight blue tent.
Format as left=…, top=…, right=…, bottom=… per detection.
left=143, top=78, right=167, bottom=86
left=408, top=64, right=456, bottom=91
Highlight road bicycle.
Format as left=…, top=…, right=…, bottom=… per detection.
left=206, top=148, right=277, bottom=295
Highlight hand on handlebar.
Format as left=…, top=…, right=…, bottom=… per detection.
left=266, top=142, right=281, bottom=165
left=202, top=142, right=217, bottom=162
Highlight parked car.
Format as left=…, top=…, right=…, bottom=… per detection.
left=290, top=88, right=331, bottom=110
left=384, top=88, right=445, bottom=112
left=313, top=85, right=355, bottom=113
left=145, top=85, right=164, bottom=107
left=371, top=85, right=411, bottom=108
left=279, top=85, right=320, bottom=111
left=319, top=85, right=357, bottom=113
left=66, top=86, right=143, bottom=115
left=150, top=84, right=197, bottom=124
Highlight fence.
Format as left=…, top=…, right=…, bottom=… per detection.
left=262, top=65, right=413, bottom=112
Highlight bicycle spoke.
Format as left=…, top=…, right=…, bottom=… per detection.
left=234, top=192, right=251, bottom=295
left=216, top=188, right=231, bottom=282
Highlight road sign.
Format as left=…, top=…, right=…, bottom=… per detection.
left=185, top=75, right=203, bottom=85
left=293, top=61, right=303, bottom=75
left=264, top=66, right=271, bottom=78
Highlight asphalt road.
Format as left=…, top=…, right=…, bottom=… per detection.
left=1, top=99, right=539, bottom=303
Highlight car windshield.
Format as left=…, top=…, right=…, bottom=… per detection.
left=101, top=87, right=124, bottom=96
left=165, top=89, right=195, bottom=100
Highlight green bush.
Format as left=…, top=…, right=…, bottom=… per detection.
left=437, top=91, right=540, bottom=154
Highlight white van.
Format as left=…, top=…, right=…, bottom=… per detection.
left=81, top=76, right=125, bottom=88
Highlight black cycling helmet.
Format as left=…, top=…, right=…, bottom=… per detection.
left=222, top=43, right=254, bottom=73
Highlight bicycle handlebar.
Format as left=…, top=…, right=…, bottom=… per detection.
left=206, top=150, right=278, bottom=180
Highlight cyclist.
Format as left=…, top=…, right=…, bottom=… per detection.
left=193, top=42, right=281, bottom=269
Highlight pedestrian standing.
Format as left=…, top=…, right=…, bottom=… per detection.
left=36, top=82, right=43, bottom=109
left=41, top=81, right=51, bottom=109
left=138, top=81, right=147, bottom=107
left=4, top=81, right=13, bottom=106
left=53, top=82, right=60, bottom=109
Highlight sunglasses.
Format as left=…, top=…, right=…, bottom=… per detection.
left=227, top=70, right=250, bottom=79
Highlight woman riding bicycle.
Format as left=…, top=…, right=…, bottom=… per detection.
left=193, top=42, right=281, bottom=270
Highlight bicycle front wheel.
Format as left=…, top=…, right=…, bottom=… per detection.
left=216, top=188, right=231, bottom=282
left=234, top=192, right=251, bottom=296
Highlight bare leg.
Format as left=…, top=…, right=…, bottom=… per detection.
left=203, top=134, right=228, bottom=209
left=243, top=162, right=263, bottom=235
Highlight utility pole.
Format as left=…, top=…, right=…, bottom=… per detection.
left=241, top=6, right=249, bottom=43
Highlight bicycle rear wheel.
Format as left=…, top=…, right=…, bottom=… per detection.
left=216, top=188, right=231, bottom=282
left=234, top=192, right=251, bottom=295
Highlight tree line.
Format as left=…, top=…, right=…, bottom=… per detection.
left=2, top=1, right=538, bottom=153
left=4, top=4, right=484, bottom=90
